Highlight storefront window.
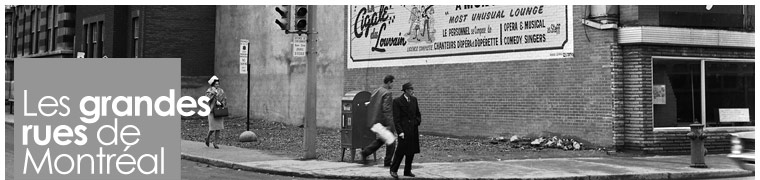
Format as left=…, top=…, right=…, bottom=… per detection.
left=653, top=58, right=754, bottom=128
left=705, top=62, right=754, bottom=127
left=653, top=60, right=702, bottom=127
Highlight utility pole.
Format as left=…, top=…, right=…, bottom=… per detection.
left=303, top=5, right=318, bottom=159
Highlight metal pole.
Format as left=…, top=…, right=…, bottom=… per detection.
left=247, top=58, right=251, bottom=131
left=238, top=41, right=255, bottom=142
left=303, top=5, right=318, bottom=159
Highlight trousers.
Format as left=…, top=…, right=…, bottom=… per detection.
left=361, top=138, right=396, bottom=165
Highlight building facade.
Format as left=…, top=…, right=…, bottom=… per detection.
left=7, top=5, right=754, bottom=155
left=212, top=5, right=753, bottom=154
left=72, top=5, right=216, bottom=76
left=342, top=5, right=754, bottom=154
left=214, top=5, right=347, bottom=127
left=5, top=5, right=216, bottom=76
left=5, top=5, right=77, bottom=110
left=613, top=5, right=754, bottom=154
left=5, top=5, right=217, bottom=109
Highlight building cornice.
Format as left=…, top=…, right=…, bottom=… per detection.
left=618, top=26, right=754, bottom=48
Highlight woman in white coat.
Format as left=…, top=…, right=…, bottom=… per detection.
left=205, top=76, right=226, bottom=149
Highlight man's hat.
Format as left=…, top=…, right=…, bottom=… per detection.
left=402, top=82, right=413, bottom=91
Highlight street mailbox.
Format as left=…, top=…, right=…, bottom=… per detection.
left=340, top=90, right=376, bottom=162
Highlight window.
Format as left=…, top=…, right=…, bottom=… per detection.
left=47, top=5, right=56, bottom=52
left=132, top=17, right=139, bottom=58
left=41, top=7, right=47, bottom=52
left=84, top=23, right=90, bottom=57
left=6, top=13, right=13, bottom=57
left=705, top=62, right=754, bottom=127
left=653, top=58, right=754, bottom=128
left=131, top=10, right=141, bottom=58
left=93, top=22, right=101, bottom=57
left=83, top=18, right=104, bottom=58
left=15, top=13, right=21, bottom=57
left=22, top=11, right=28, bottom=56
left=31, top=9, right=37, bottom=54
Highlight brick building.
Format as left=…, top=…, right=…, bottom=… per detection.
left=343, top=5, right=754, bottom=154
left=5, top=5, right=77, bottom=112
left=4, top=5, right=216, bottom=76
left=5, top=5, right=217, bottom=111
left=7, top=5, right=754, bottom=155
left=73, top=5, right=216, bottom=76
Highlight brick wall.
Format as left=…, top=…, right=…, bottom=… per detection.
left=618, top=45, right=754, bottom=154
left=75, top=5, right=115, bottom=58
left=52, top=6, right=76, bottom=56
left=7, top=5, right=75, bottom=58
left=648, top=129, right=736, bottom=155
left=143, top=5, right=216, bottom=76
left=611, top=44, right=625, bottom=149
left=345, top=6, right=618, bottom=146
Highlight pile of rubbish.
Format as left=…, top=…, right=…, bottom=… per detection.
left=490, top=135, right=584, bottom=150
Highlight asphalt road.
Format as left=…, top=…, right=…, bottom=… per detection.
left=5, top=123, right=325, bottom=180
left=701, top=177, right=755, bottom=180
left=180, top=159, right=327, bottom=180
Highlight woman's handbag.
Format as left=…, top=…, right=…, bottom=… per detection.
left=213, top=106, right=229, bottom=117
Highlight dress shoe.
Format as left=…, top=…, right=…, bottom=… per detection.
left=360, top=154, right=368, bottom=164
left=204, top=137, right=210, bottom=147
left=389, top=171, right=399, bottom=179
left=403, top=172, right=416, bottom=177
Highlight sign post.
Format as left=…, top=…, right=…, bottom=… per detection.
left=239, top=39, right=256, bottom=142
left=293, top=36, right=307, bottom=57
left=239, top=40, right=249, bottom=74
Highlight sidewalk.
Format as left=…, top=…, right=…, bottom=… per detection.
left=4, top=112, right=751, bottom=180
left=181, top=139, right=753, bottom=180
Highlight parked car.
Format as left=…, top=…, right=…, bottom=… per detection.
left=727, top=131, right=755, bottom=171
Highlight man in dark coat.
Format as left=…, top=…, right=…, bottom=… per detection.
left=360, top=75, right=396, bottom=166
left=389, top=82, right=421, bottom=178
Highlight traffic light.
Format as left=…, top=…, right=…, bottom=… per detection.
left=293, top=5, right=308, bottom=31
left=274, top=5, right=290, bottom=31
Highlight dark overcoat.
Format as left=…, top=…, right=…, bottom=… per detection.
left=393, top=94, right=421, bottom=154
left=366, top=87, right=394, bottom=130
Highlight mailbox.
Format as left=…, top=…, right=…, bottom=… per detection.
left=340, top=90, right=376, bottom=162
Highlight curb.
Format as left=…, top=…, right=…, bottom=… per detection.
left=8, top=120, right=753, bottom=180
left=180, top=152, right=754, bottom=180
left=180, top=153, right=373, bottom=180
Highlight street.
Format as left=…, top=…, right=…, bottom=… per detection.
left=4, top=123, right=324, bottom=180
left=701, top=177, right=755, bottom=180
left=181, top=159, right=327, bottom=180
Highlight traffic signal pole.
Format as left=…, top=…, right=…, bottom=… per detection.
left=303, top=5, right=318, bottom=159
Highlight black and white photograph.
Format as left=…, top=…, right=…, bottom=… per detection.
left=2, top=4, right=756, bottom=180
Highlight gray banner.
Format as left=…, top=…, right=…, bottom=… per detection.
left=14, top=58, right=180, bottom=179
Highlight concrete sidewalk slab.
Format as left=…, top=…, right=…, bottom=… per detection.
left=181, top=140, right=290, bottom=162
left=180, top=139, right=753, bottom=180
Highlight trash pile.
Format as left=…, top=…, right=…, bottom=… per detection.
left=490, top=135, right=584, bottom=150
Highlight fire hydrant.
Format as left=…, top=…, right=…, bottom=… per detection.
left=687, top=124, right=708, bottom=168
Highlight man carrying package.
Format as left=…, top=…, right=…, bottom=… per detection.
left=360, top=75, right=397, bottom=166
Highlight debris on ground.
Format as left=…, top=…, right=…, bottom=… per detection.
left=491, top=135, right=585, bottom=151
left=182, top=116, right=620, bottom=162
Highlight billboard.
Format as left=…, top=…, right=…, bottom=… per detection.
left=348, top=5, right=573, bottom=68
